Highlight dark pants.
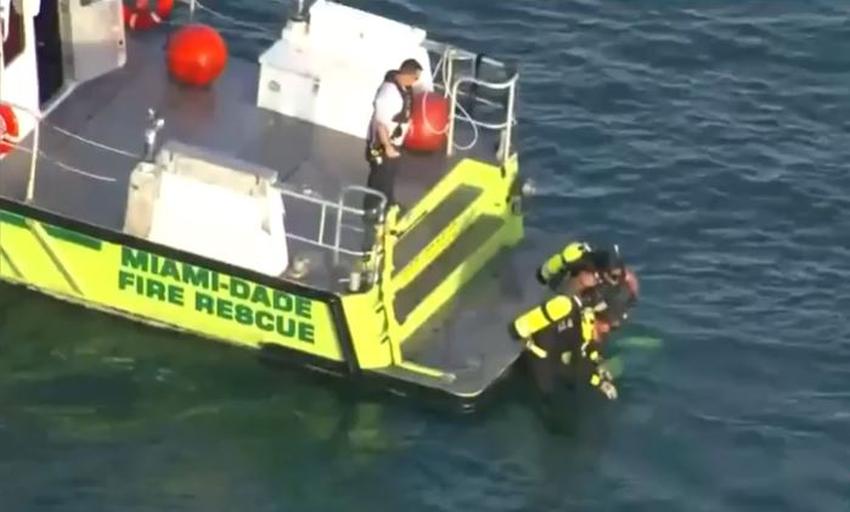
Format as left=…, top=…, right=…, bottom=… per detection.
left=526, top=326, right=588, bottom=396
left=364, top=153, right=399, bottom=212
left=361, top=151, right=400, bottom=253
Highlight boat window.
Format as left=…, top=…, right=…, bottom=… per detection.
left=3, top=1, right=25, bottom=66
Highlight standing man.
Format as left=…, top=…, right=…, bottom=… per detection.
left=363, top=58, right=423, bottom=213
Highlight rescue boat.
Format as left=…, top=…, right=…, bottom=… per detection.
left=0, top=0, right=538, bottom=407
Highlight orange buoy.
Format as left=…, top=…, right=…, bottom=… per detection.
left=404, top=91, right=449, bottom=152
left=0, top=103, right=20, bottom=155
left=166, top=24, right=228, bottom=87
left=123, top=0, right=174, bottom=31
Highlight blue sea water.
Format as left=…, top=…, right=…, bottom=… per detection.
left=2, top=0, right=849, bottom=510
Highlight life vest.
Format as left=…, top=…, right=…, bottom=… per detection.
left=368, top=70, right=412, bottom=149
left=122, top=0, right=174, bottom=31
left=0, top=103, right=19, bottom=156
left=386, top=70, right=413, bottom=134
left=537, top=241, right=592, bottom=285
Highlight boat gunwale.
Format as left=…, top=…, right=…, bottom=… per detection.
left=0, top=193, right=362, bottom=375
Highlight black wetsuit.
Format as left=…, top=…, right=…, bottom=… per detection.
left=526, top=308, right=600, bottom=396
left=584, top=279, right=636, bottom=327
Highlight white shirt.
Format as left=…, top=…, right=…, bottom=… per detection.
left=369, top=81, right=409, bottom=147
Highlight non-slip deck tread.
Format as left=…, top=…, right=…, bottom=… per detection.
left=392, top=184, right=483, bottom=272
left=394, top=214, right=503, bottom=322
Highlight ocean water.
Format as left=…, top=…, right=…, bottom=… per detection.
left=2, top=0, right=849, bottom=510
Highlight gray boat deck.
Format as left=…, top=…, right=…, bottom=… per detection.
left=0, top=25, right=537, bottom=398
left=0, top=29, right=499, bottom=288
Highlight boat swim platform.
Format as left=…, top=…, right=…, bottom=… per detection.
left=0, top=25, right=541, bottom=401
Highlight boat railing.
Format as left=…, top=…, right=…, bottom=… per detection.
left=1, top=97, right=380, bottom=289
left=448, top=74, right=518, bottom=165
left=0, top=102, right=43, bottom=204
left=272, top=183, right=386, bottom=270
left=425, top=45, right=519, bottom=165
left=424, top=41, right=519, bottom=168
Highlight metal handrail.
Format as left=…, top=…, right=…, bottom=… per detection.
left=272, top=183, right=386, bottom=264
left=274, top=185, right=364, bottom=217
left=446, top=73, right=518, bottom=164
left=423, top=40, right=515, bottom=72
left=0, top=101, right=42, bottom=203
left=433, top=83, right=505, bottom=110
left=286, top=232, right=366, bottom=258
left=453, top=74, right=519, bottom=93
left=334, top=185, right=386, bottom=264
left=3, top=102, right=379, bottom=266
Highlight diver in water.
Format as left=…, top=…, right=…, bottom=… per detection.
left=511, top=257, right=618, bottom=401
left=586, top=245, right=639, bottom=333
left=536, top=241, right=639, bottom=336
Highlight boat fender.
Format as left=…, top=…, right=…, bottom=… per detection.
left=122, top=0, right=175, bottom=31
left=0, top=103, right=19, bottom=155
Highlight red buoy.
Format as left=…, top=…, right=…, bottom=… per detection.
left=404, top=91, right=449, bottom=152
left=123, top=0, right=174, bottom=31
left=166, top=24, right=228, bottom=87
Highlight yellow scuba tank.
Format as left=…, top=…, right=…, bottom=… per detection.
left=537, top=241, right=592, bottom=284
left=511, top=295, right=575, bottom=340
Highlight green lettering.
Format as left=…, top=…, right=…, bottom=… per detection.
left=295, top=297, right=312, bottom=319
left=159, top=259, right=180, bottom=281
left=256, top=311, right=275, bottom=332
left=146, top=279, right=166, bottom=301
left=167, top=285, right=184, bottom=306
left=276, top=316, right=295, bottom=336
left=182, top=264, right=211, bottom=289
left=195, top=292, right=214, bottom=313
left=250, top=285, right=271, bottom=308
left=216, top=298, right=234, bottom=320
left=273, top=291, right=293, bottom=313
left=298, top=322, right=315, bottom=343
left=234, top=304, right=253, bottom=326
left=151, top=254, right=161, bottom=275
left=118, top=270, right=135, bottom=290
left=121, top=247, right=149, bottom=272
left=230, top=278, right=250, bottom=300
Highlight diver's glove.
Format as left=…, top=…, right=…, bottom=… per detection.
left=600, top=381, right=618, bottom=400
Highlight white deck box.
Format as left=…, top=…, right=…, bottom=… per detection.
left=257, top=0, right=433, bottom=140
